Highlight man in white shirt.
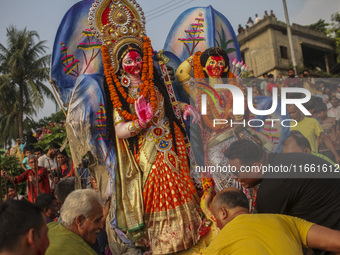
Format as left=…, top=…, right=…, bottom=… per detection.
left=38, top=143, right=59, bottom=190
left=254, top=13, right=261, bottom=24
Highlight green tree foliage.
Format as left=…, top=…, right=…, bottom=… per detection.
left=28, top=110, right=66, bottom=132
left=329, top=12, right=340, bottom=63
left=0, top=156, right=27, bottom=200
left=0, top=26, right=57, bottom=145
left=36, top=126, right=69, bottom=155
left=306, top=19, right=329, bottom=33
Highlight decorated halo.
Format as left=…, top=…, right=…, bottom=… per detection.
left=88, top=0, right=146, bottom=73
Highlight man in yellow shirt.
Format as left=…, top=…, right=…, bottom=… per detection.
left=287, top=104, right=340, bottom=163
left=200, top=188, right=340, bottom=255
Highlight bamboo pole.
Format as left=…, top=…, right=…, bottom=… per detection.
left=49, top=80, right=67, bottom=118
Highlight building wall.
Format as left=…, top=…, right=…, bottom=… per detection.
left=237, top=18, right=335, bottom=77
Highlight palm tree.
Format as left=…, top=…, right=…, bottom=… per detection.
left=0, top=26, right=56, bottom=142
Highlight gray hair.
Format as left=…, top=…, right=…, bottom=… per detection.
left=60, top=189, right=103, bottom=227
left=27, top=154, right=37, bottom=161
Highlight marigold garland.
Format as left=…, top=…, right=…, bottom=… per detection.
left=102, top=36, right=157, bottom=121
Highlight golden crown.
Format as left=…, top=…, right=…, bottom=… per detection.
left=88, top=0, right=146, bottom=73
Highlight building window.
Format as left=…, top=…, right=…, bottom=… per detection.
left=280, top=46, right=288, bottom=59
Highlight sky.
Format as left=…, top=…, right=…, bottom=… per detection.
left=0, top=0, right=339, bottom=121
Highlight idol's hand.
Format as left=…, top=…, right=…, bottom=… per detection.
left=135, top=95, right=153, bottom=128
left=183, top=105, right=200, bottom=124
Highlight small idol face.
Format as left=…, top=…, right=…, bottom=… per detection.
left=204, top=56, right=226, bottom=78
left=122, top=51, right=143, bottom=76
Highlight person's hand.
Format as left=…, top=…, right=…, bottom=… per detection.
left=0, top=170, right=7, bottom=177
left=335, top=155, right=340, bottom=165
left=53, top=177, right=59, bottom=184
left=29, top=176, right=34, bottom=182
left=135, top=95, right=153, bottom=128
left=183, top=105, right=200, bottom=124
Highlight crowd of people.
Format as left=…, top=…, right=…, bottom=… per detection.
left=238, top=10, right=276, bottom=34
left=2, top=0, right=340, bottom=254
left=250, top=69, right=340, bottom=164
left=2, top=72, right=340, bottom=255
left=1, top=120, right=76, bottom=203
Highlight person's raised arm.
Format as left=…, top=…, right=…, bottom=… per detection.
left=320, top=132, right=340, bottom=164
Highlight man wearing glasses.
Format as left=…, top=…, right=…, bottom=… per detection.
left=1, top=154, right=51, bottom=202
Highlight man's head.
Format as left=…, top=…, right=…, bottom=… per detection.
left=35, top=194, right=59, bottom=221
left=211, top=188, right=249, bottom=229
left=288, top=68, right=295, bottom=78
left=60, top=189, right=103, bottom=245
left=302, top=69, right=309, bottom=78
left=282, top=130, right=311, bottom=154
left=263, top=73, right=268, bottom=79
left=0, top=200, right=49, bottom=255
left=224, top=140, right=265, bottom=188
left=34, top=147, right=43, bottom=159
left=5, top=185, right=17, bottom=200
left=56, top=150, right=68, bottom=165
left=55, top=177, right=75, bottom=205
left=315, top=102, right=328, bottom=120
left=287, top=104, right=304, bottom=122
left=24, top=147, right=32, bottom=157
left=330, top=95, right=338, bottom=108
left=252, top=85, right=260, bottom=97
left=268, top=73, right=274, bottom=82
left=48, top=143, right=59, bottom=158
left=27, top=155, right=38, bottom=171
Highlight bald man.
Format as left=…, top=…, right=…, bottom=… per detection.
left=200, top=188, right=340, bottom=255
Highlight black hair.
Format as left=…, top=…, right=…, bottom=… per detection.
left=57, top=149, right=68, bottom=157
left=224, top=139, right=264, bottom=165
left=268, top=74, right=274, bottom=78
left=24, top=146, right=33, bottom=154
left=55, top=177, right=75, bottom=204
left=215, top=189, right=249, bottom=210
left=288, top=68, right=294, bottom=72
left=0, top=200, right=44, bottom=252
left=34, top=147, right=43, bottom=153
left=283, top=130, right=311, bottom=150
left=200, top=47, right=230, bottom=78
left=49, top=142, right=59, bottom=149
left=35, top=194, right=56, bottom=212
left=315, top=102, right=328, bottom=113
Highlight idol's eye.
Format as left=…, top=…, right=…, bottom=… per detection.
left=209, top=61, right=216, bottom=65
left=218, top=62, right=225, bottom=66
left=136, top=57, right=142, bottom=62
left=124, top=59, right=132, bottom=65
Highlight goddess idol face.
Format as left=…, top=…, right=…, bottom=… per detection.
left=203, top=55, right=226, bottom=78
left=122, top=51, right=143, bottom=76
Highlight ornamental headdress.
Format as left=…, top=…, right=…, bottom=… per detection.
left=88, top=0, right=156, bottom=121
left=88, top=0, right=146, bottom=73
